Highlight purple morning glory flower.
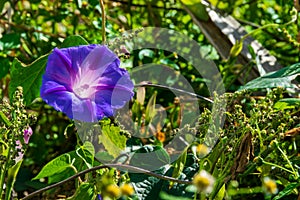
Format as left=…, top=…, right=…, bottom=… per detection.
left=40, top=44, right=134, bottom=122
left=24, top=126, right=33, bottom=144
left=15, top=126, right=33, bottom=162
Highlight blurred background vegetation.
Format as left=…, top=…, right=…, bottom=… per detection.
left=0, top=0, right=299, bottom=198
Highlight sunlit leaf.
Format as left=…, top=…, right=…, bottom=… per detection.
left=98, top=120, right=127, bottom=158
left=138, top=49, right=155, bottom=60
left=145, top=91, right=157, bottom=124
left=215, top=184, right=226, bottom=200
left=239, top=63, right=300, bottom=90
left=274, top=98, right=300, bottom=110
left=61, top=35, right=89, bottom=48
left=76, top=141, right=95, bottom=168
left=32, top=153, right=75, bottom=180
left=9, top=55, right=48, bottom=105
left=6, top=160, right=23, bottom=199
left=172, top=149, right=187, bottom=179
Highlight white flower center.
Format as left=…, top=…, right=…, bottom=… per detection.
left=72, top=69, right=100, bottom=99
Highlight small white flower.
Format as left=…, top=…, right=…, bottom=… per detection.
left=262, top=177, right=278, bottom=195
left=193, top=170, right=215, bottom=194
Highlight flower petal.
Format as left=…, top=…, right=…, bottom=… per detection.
left=24, top=126, right=33, bottom=144
left=40, top=44, right=134, bottom=122
left=44, top=45, right=98, bottom=87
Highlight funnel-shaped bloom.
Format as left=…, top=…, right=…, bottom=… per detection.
left=40, top=44, right=134, bottom=122
left=15, top=126, right=33, bottom=162
left=24, top=126, right=33, bottom=144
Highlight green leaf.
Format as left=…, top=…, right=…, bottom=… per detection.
left=67, top=183, right=95, bottom=200
left=159, top=58, right=180, bottom=70
left=170, top=149, right=187, bottom=188
left=185, top=184, right=197, bottom=193
left=130, top=145, right=170, bottom=171
left=180, top=0, right=209, bottom=21
left=0, top=33, right=20, bottom=51
left=172, top=149, right=187, bottom=179
left=239, top=63, right=300, bottom=91
left=48, top=151, right=83, bottom=184
left=229, top=40, right=243, bottom=58
left=215, top=184, right=226, bottom=200
left=95, top=151, right=114, bottom=162
left=9, top=55, right=48, bottom=105
left=6, top=160, right=23, bottom=200
left=273, top=182, right=300, bottom=200
left=98, top=121, right=127, bottom=158
left=76, top=141, right=95, bottom=168
left=61, top=35, right=89, bottom=48
left=130, top=165, right=171, bottom=200
left=274, top=98, right=300, bottom=110
left=138, top=49, right=154, bottom=59
left=145, top=91, right=157, bottom=124
left=0, top=57, right=9, bottom=79
left=32, top=153, right=75, bottom=180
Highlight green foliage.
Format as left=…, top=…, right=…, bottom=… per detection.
left=180, top=0, right=209, bottom=21
left=0, top=87, right=36, bottom=199
left=61, top=35, right=89, bottom=48
left=32, top=153, right=76, bottom=180
left=171, top=149, right=187, bottom=180
left=76, top=141, right=95, bottom=169
left=67, top=183, right=96, bottom=200
left=239, top=63, right=300, bottom=90
left=98, top=119, right=127, bottom=158
left=273, top=182, right=300, bottom=200
left=1, top=0, right=300, bottom=199
left=9, top=56, right=48, bottom=105
left=130, top=145, right=170, bottom=171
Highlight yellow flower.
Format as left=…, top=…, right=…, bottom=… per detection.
left=120, top=183, right=135, bottom=196
left=193, top=170, right=215, bottom=194
left=105, top=184, right=121, bottom=198
left=262, top=177, right=278, bottom=195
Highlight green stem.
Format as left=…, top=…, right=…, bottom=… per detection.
left=241, top=23, right=280, bottom=41
left=135, top=82, right=214, bottom=103
left=241, top=12, right=297, bottom=41
left=0, top=168, right=5, bottom=199
left=262, top=159, right=294, bottom=174
left=99, top=0, right=106, bottom=44
left=255, top=123, right=264, bottom=151
left=274, top=141, right=299, bottom=179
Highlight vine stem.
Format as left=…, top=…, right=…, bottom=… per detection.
left=134, top=82, right=214, bottom=103
left=274, top=141, right=299, bottom=179
left=240, top=9, right=297, bottom=42
left=99, top=0, right=106, bottom=44
left=21, top=164, right=192, bottom=200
